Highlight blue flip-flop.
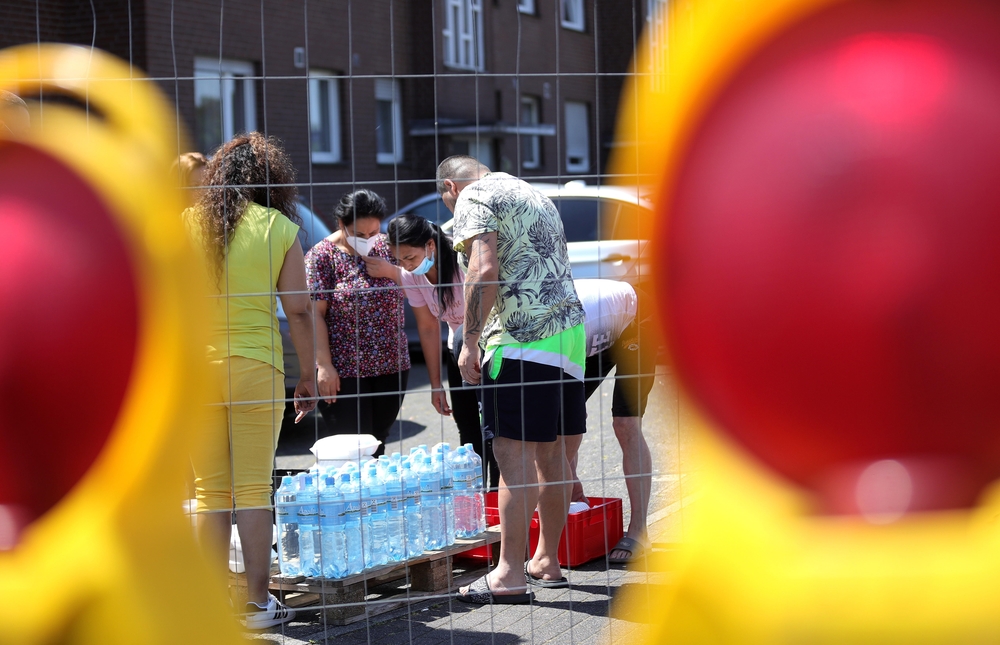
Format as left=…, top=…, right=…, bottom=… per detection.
left=524, top=562, right=570, bottom=589
left=457, top=573, right=535, bottom=605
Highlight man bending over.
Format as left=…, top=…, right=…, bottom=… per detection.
left=567, top=279, right=657, bottom=565
left=441, top=155, right=587, bottom=603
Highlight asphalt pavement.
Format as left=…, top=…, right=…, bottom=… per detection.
left=261, top=357, right=693, bottom=644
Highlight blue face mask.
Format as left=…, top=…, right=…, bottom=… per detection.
left=411, top=247, right=435, bottom=275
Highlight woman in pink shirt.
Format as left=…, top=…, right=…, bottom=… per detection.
left=386, top=214, right=498, bottom=487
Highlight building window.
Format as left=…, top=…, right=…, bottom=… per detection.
left=452, top=137, right=494, bottom=170
left=309, top=70, right=342, bottom=164
left=375, top=78, right=403, bottom=164
left=518, top=0, right=535, bottom=14
left=564, top=100, right=589, bottom=173
left=561, top=0, right=585, bottom=32
left=193, top=57, right=256, bottom=154
left=520, top=95, right=540, bottom=169
left=443, top=0, right=484, bottom=71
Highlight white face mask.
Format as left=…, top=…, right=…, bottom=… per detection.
left=344, top=232, right=373, bottom=257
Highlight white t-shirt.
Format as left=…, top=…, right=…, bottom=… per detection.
left=575, top=279, right=637, bottom=357
left=400, top=267, right=466, bottom=348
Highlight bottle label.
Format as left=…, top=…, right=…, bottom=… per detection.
left=454, top=471, right=476, bottom=485
left=360, top=498, right=376, bottom=518
left=320, top=502, right=342, bottom=522
left=342, top=501, right=361, bottom=518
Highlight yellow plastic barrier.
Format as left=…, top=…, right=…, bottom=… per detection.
left=613, top=0, right=1000, bottom=641
left=0, top=44, right=240, bottom=643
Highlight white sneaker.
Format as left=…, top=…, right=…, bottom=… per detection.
left=244, top=593, right=294, bottom=629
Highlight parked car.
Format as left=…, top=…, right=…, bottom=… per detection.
left=381, top=191, right=453, bottom=233
left=392, top=180, right=654, bottom=289
left=284, top=182, right=655, bottom=393
left=383, top=181, right=654, bottom=358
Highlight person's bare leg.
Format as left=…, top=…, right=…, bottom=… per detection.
left=196, top=509, right=232, bottom=571
left=236, top=508, right=276, bottom=605
left=562, top=433, right=587, bottom=504
left=461, top=436, right=537, bottom=594
left=528, top=436, right=572, bottom=580
left=609, top=416, right=653, bottom=561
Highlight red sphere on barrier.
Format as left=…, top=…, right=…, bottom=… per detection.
left=664, top=0, right=1000, bottom=512
left=0, top=144, right=138, bottom=544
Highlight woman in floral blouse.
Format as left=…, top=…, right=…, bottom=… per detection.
left=305, top=189, right=410, bottom=456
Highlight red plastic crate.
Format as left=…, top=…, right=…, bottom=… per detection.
left=456, top=493, right=624, bottom=568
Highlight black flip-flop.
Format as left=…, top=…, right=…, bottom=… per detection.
left=608, top=536, right=646, bottom=565
left=524, top=562, right=570, bottom=589
left=456, top=573, right=535, bottom=605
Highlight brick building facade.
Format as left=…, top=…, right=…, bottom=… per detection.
left=1, top=0, right=650, bottom=220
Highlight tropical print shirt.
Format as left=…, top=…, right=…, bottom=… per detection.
left=452, top=172, right=585, bottom=349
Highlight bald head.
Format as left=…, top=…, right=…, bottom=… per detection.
left=436, top=155, right=489, bottom=195
left=436, top=155, right=490, bottom=214
left=0, top=91, right=30, bottom=135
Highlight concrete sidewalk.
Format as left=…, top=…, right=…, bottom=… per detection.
left=258, top=361, right=691, bottom=644
left=247, top=555, right=673, bottom=645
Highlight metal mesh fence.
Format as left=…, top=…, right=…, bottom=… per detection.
left=1, top=1, right=691, bottom=643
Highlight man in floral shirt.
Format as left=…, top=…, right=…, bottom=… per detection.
left=439, top=155, right=586, bottom=604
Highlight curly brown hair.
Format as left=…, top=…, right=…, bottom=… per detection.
left=194, top=132, right=301, bottom=279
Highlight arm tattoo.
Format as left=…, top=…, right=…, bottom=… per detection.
left=465, top=279, right=483, bottom=337
left=464, top=232, right=495, bottom=340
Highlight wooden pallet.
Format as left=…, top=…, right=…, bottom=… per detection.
left=230, top=526, right=500, bottom=625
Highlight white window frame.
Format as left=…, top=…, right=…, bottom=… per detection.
left=564, top=100, right=590, bottom=173
left=375, top=78, right=403, bottom=165
left=454, top=137, right=494, bottom=170
left=443, top=0, right=485, bottom=71
left=308, top=70, right=342, bottom=164
left=518, top=0, right=535, bottom=14
left=520, top=95, right=540, bottom=169
left=193, top=57, right=256, bottom=153
left=561, top=0, right=585, bottom=32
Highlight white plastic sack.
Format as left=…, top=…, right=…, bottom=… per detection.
left=310, top=434, right=381, bottom=470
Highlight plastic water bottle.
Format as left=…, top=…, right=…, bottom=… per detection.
left=383, top=464, right=407, bottom=562
left=465, top=443, right=488, bottom=534
left=376, top=455, right=391, bottom=479
left=401, top=459, right=424, bottom=558
left=363, top=464, right=390, bottom=567
left=319, top=474, right=348, bottom=578
left=340, top=471, right=364, bottom=574
left=433, top=451, right=456, bottom=546
left=275, top=475, right=300, bottom=576
left=296, top=474, right=322, bottom=577
left=418, top=456, right=445, bottom=550
left=410, top=445, right=428, bottom=464
left=451, top=446, right=477, bottom=537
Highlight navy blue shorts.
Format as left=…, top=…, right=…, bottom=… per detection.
left=481, top=358, right=586, bottom=443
